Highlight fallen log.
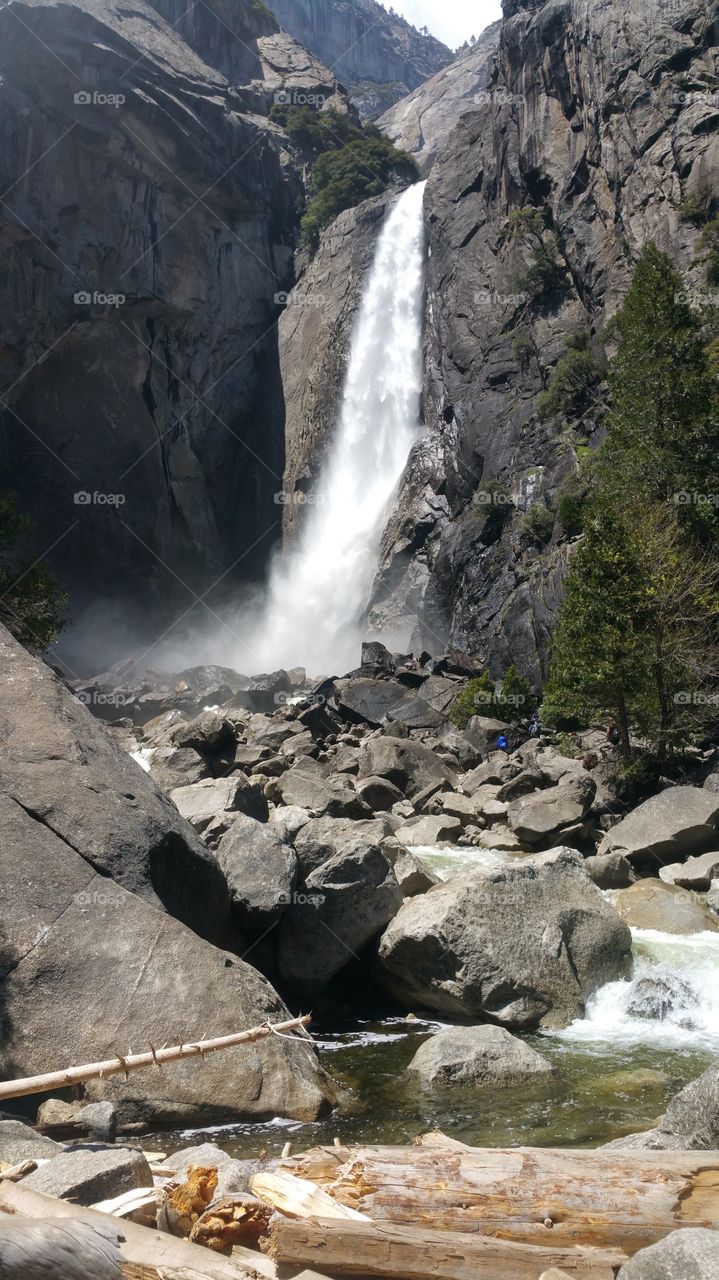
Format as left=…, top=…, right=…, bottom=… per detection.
left=0, top=1016, right=311, bottom=1103
left=249, top=1171, right=370, bottom=1221
left=0, top=1214, right=125, bottom=1279
left=278, top=1144, right=719, bottom=1253
left=262, top=1215, right=626, bottom=1280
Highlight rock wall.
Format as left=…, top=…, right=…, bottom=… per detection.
left=263, top=0, right=453, bottom=117
left=0, top=0, right=308, bottom=668
left=371, top=0, right=719, bottom=685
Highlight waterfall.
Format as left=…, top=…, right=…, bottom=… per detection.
left=249, top=180, right=428, bottom=677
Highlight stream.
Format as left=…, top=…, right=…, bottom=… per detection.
left=153, top=846, right=718, bottom=1159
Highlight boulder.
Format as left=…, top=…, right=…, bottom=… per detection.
left=24, top=1144, right=152, bottom=1206
left=583, top=852, right=637, bottom=890
left=172, top=709, right=236, bottom=753
left=357, top=737, right=454, bottom=798
left=148, top=745, right=211, bottom=792
left=36, top=1100, right=118, bottom=1143
left=335, top=678, right=445, bottom=730
left=278, top=844, right=402, bottom=995
left=463, top=716, right=515, bottom=759
left=617, top=1229, right=719, bottom=1279
left=461, top=756, right=520, bottom=791
left=598, top=787, right=719, bottom=867
left=405, top=1025, right=556, bottom=1091
left=659, top=851, right=719, bottom=891
left=0, top=1120, right=60, bottom=1164
left=0, top=791, right=337, bottom=1127
left=355, top=774, right=405, bottom=811
left=626, top=975, right=698, bottom=1024
left=270, top=769, right=370, bottom=818
left=496, top=768, right=545, bottom=802
left=377, top=848, right=631, bottom=1029
left=394, top=814, right=463, bottom=846
left=708, top=880, right=719, bottom=915
left=614, top=879, right=719, bottom=935
left=384, top=845, right=440, bottom=897
left=293, top=816, right=394, bottom=876
left=0, top=624, right=228, bottom=940
left=271, top=805, right=311, bottom=838
left=171, top=775, right=268, bottom=833
left=439, top=792, right=479, bottom=824
left=214, top=814, right=298, bottom=932
left=608, top=1061, right=719, bottom=1152
left=506, top=776, right=596, bottom=845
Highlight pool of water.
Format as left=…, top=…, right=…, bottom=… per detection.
left=151, top=848, right=719, bottom=1160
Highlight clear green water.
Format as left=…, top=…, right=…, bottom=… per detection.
left=151, top=847, right=718, bottom=1159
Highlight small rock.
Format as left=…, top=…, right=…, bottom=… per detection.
left=24, top=1144, right=152, bottom=1206
left=171, top=775, right=268, bottom=833
left=439, top=792, right=479, bottom=823
left=584, top=852, right=637, bottom=890
left=355, top=774, right=406, bottom=811
left=659, top=851, right=719, bottom=891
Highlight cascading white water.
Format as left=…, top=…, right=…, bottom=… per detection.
left=555, top=928, right=719, bottom=1052
left=249, top=180, right=428, bottom=676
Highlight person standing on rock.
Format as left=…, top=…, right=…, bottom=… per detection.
left=497, top=733, right=509, bottom=753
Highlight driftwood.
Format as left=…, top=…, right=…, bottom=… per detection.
left=0, top=1016, right=311, bottom=1103
left=0, top=1214, right=124, bottom=1279
left=249, top=1172, right=369, bottom=1221
left=277, top=1144, right=719, bottom=1253
left=262, top=1215, right=625, bottom=1280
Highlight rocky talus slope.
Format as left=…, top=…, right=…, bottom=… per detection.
left=279, top=0, right=719, bottom=684
left=263, top=0, right=453, bottom=117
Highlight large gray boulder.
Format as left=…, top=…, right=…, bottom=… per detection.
left=659, top=851, right=719, bottom=891
left=214, top=814, right=298, bottom=932
left=335, top=678, right=446, bottom=731
left=405, top=1025, right=556, bottom=1091
left=0, top=624, right=228, bottom=940
left=506, top=775, right=596, bottom=845
left=394, top=814, right=463, bottom=846
left=171, top=774, right=268, bottom=832
left=598, top=788, right=719, bottom=867
left=270, top=768, right=370, bottom=818
left=463, top=717, right=515, bottom=759
left=377, top=848, right=631, bottom=1029
left=293, top=815, right=395, bottom=876
left=0, top=791, right=337, bottom=1128
left=357, top=737, right=454, bottom=798
left=278, top=844, right=402, bottom=995
left=614, top=880, right=719, bottom=935
left=617, top=1229, right=719, bottom=1279
left=0, top=1120, right=60, bottom=1164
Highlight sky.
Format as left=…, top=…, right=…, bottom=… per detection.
left=383, top=0, right=503, bottom=50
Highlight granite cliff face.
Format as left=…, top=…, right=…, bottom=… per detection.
left=279, top=0, right=718, bottom=686
left=378, top=22, right=502, bottom=173
left=0, top=0, right=340, bottom=668
left=263, top=0, right=453, bottom=117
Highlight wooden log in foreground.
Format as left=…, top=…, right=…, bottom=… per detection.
left=0, top=1015, right=311, bottom=1102
left=263, top=1215, right=626, bottom=1280
left=278, top=1144, right=719, bottom=1253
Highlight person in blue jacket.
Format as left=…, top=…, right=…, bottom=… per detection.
left=497, top=733, right=509, bottom=753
